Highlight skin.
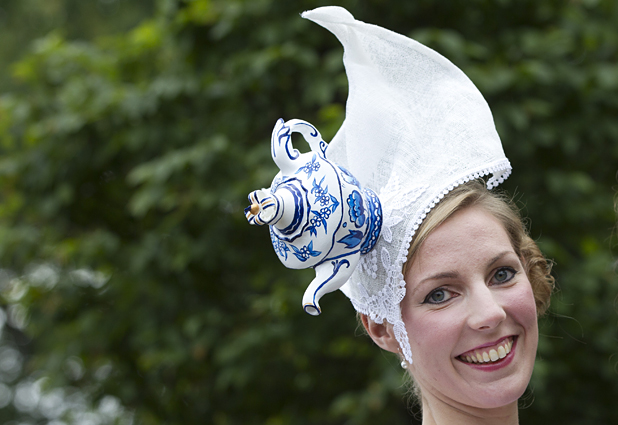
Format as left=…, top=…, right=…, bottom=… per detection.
left=362, top=206, right=538, bottom=425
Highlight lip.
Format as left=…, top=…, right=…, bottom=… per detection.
left=456, top=336, right=518, bottom=372
left=457, top=335, right=514, bottom=357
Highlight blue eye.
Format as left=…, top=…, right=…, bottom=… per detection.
left=423, top=288, right=453, bottom=304
left=492, top=267, right=516, bottom=284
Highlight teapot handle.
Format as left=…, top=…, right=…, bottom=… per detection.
left=271, top=118, right=327, bottom=175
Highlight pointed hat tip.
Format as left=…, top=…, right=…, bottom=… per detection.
left=301, top=6, right=355, bottom=23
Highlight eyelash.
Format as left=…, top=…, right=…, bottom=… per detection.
left=491, top=267, right=517, bottom=286
left=421, top=267, right=518, bottom=305
left=422, top=288, right=455, bottom=305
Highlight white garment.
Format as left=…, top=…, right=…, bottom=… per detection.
left=302, top=7, right=511, bottom=363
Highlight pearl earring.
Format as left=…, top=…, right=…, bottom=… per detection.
left=399, top=348, right=408, bottom=369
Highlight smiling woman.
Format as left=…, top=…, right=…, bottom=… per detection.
left=246, top=5, right=555, bottom=425
left=362, top=182, right=554, bottom=424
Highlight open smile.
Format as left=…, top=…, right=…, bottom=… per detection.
left=457, top=336, right=516, bottom=365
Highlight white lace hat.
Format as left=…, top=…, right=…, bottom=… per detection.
left=301, top=6, right=511, bottom=363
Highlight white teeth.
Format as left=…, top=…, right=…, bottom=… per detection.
left=460, top=337, right=514, bottom=364
left=498, top=346, right=506, bottom=358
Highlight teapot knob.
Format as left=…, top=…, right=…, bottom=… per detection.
left=245, top=189, right=280, bottom=226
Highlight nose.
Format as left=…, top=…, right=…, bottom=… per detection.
left=466, top=284, right=507, bottom=331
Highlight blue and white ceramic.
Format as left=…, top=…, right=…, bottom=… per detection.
left=245, top=118, right=382, bottom=315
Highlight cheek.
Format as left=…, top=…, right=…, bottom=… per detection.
left=501, top=280, right=540, bottom=359
left=405, top=315, right=462, bottom=390
left=403, top=309, right=462, bottom=363
left=508, top=281, right=538, bottom=328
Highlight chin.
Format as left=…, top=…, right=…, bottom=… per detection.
left=473, top=387, right=527, bottom=409
left=463, top=368, right=534, bottom=410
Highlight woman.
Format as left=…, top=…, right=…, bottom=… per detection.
left=246, top=6, right=554, bottom=424
left=362, top=181, right=553, bottom=424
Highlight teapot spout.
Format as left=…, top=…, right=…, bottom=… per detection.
left=302, top=254, right=361, bottom=315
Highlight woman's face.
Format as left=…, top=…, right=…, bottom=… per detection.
left=402, top=206, right=538, bottom=410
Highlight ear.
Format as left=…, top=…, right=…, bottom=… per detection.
left=360, top=314, right=401, bottom=354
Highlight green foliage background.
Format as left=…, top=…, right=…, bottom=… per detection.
left=0, top=0, right=617, bottom=424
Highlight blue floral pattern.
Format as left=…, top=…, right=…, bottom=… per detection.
left=291, top=241, right=322, bottom=262
left=347, top=190, right=366, bottom=228
left=296, top=153, right=321, bottom=178
left=270, top=228, right=290, bottom=260
left=307, top=176, right=340, bottom=236
left=338, top=230, right=364, bottom=249
left=311, top=177, right=340, bottom=208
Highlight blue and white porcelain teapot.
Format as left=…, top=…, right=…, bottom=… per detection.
left=245, top=118, right=382, bottom=315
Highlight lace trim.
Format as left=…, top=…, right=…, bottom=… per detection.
left=357, top=178, right=427, bottom=280
left=350, top=159, right=512, bottom=364
left=358, top=249, right=377, bottom=279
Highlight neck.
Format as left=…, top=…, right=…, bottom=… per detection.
left=420, top=395, right=519, bottom=425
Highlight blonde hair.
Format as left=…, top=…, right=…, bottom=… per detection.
left=404, top=180, right=554, bottom=315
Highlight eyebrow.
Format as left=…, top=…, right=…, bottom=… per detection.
left=487, top=251, right=513, bottom=268
left=408, top=250, right=515, bottom=298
